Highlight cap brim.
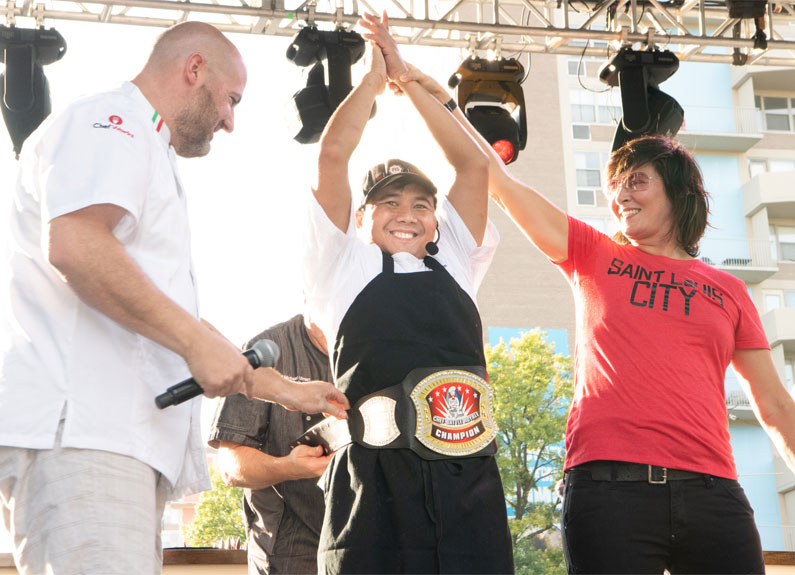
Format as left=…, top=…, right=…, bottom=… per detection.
left=364, top=173, right=437, bottom=203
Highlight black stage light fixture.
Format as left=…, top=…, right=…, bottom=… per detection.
left=599, top=47, right=684, bottom=152
left=726, top=0, right=766, bottom=18
left=449, top=57, right=527, bottom=165
left=0, top=25, right=66, bottom=157
left=726, top=0, right=768, bottom=50
left=286, top=26, right=370, bottom=144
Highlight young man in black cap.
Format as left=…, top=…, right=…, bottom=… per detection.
left=302, top=15, right=513, bottom=575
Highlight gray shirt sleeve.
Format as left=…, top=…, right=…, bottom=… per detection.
left=207, top=392, right=271, bottom=450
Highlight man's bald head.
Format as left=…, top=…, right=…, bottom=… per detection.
left=144, top=22, right=241, bottom=74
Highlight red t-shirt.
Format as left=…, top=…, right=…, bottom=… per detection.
left=556, top=217, right=770, bottom=479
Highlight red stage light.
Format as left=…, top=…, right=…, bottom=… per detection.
left=492, top=140, right=516, bottom=164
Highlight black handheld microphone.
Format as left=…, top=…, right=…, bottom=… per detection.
left=155, top=339, right=280, bottom=409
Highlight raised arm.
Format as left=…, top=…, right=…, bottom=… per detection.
left=389, top=61, right=570, bottom=262
left=314, top=42, right=387, bottom=232
left=732, top=348, right=795, bottom=473
left=360, top=13, right=489, bottom=244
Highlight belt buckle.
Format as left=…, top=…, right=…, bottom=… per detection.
left=410, top=369, right=498, bottom=457
left=648, top=465, right=668, bottom=484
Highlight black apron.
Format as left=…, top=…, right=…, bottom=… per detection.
left=318, top=252, right=514, bottom=574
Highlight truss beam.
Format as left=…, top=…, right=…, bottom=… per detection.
left=4, top=0, right=795, bottom=66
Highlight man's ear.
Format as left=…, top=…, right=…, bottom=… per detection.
left=184, top=52, right=206, bottom=86
left=355, top=208, right=364, bottom=229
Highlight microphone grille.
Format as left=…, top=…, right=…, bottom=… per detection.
left=251, top=339, right=281, bottom=368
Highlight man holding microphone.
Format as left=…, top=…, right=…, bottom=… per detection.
left=0, top=21, right=346, bottom=575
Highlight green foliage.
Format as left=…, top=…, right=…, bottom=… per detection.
left=487, top=329, right=572, bottom=574
left=183, top=467, right=247, bottom=547
left=513, top=542, right=567, bottom=575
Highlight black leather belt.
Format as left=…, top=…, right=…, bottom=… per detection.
left=290, top=366, right=498, bottom=461
left=570, top=460, right=707, bottom=484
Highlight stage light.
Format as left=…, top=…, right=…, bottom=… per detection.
left=467, top=106, right=518, bottom=164
left=0, top=25, right=66, bottom=157
left=449, top=57, right=527, bottom=165
left=598, top=47, right=683, bottom=152
left=726, top=0, right=768, bottom=50
left=725, top=0, right=766, bottom=19
left=286, top=26, right=370, bottom=144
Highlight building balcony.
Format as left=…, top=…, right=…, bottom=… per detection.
left=761, top=307, right=795, bottom=354
left=677, top=106, right=763, bottom=152
left=744, top=171, right=795, bottom=219
left=731, top=66, right=795, bottom=94
left=700, top=237, right=778, bottom=283
left=725, top=390, right=757, bottom=422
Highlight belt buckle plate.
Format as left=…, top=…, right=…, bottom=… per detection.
left=648, top=465, right=668, bottom=484
left=410, top=369, right=498, bottom=457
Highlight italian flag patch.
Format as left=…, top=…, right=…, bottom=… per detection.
left=152, top=111, right=164, bottom=132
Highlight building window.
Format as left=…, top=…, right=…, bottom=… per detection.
left=570, top=89, right=621, bottom=126
left=598, top=104, right=620, bottom=125
left=755, top=94, right=795, bottom=132
left=574, top=151, right=610, bottom=208
left=764, top=293, right=782, bottom=312
left=749, top=159, right=767, bottom=178
left=762, top=289, right=795, bottom=311
left=572, top=124, right=590, bottom=140
left=567, top=60, right=580, bottom=76
left=749, top=157, right=795, bottom=177
left=571, top=94, right=596, bottom=123
left=773, top=225, right=795, bottom=262
left=575, top=151, right=603, bottom=187
left=577, top=189, right=597, bottom=206
left=770, top=159, right=795, bottom=172
left=785, top=358, right=794, bottom=392
left=570, top=37, right=608, bottom=48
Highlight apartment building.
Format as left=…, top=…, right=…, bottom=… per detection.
left=477, top=48, right=795, bottom=551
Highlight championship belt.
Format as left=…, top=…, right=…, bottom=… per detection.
left=290, top=366, right=498, bottom=460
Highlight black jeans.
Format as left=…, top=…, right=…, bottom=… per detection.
left=561, top=465, right=765, bottom=574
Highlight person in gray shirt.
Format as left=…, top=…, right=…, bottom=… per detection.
left=208, top=314, right=332, bottom=574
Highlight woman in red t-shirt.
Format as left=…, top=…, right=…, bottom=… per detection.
left=392, top=61, right=795, bottom=574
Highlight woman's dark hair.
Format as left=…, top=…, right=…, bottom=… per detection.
left=606, top=135, right=710, bottom=257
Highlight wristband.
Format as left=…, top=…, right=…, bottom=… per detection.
left=443, top=98, right=457, bottom=112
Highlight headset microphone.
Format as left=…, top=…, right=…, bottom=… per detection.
left=425, top=226, right=441, bottom=256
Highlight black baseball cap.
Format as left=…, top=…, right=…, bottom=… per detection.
left=361, top=159, right=438, bottom=207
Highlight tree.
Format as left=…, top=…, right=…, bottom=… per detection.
left=183, top=466, right=247, bottom=547
left=486, top=329, right=573, bottom=575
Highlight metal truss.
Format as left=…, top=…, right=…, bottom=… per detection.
left=4, top=0, right=795, bottom=66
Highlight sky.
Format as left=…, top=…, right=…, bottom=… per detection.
left=0, top=17, right=467, bottom=552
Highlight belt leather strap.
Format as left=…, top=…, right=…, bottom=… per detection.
left=571, top=460, right=707, bottom=484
